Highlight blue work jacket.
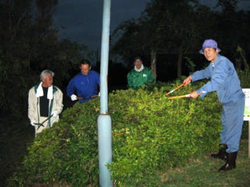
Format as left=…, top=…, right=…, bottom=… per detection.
left=67, top=70, right=100, bottom=103
left=191, top=55, right=244, bottom=104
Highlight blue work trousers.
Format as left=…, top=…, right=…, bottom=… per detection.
left=220, top=97, right=245, bottom=153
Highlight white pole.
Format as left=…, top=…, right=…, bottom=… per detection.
left=98, top=0, right=112, bottom=186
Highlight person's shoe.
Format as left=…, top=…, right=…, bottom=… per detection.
left=218, top=152, right=237, bottom=172
left=211, top=144, right=228, bottom=160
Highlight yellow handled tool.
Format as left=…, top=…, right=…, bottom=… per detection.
left=168, top=91, right=205, bottom=100
left=165, top=83, right=185, bottom=96
left=168, top=94, right=190, bottom=100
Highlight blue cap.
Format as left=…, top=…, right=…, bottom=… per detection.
left=199, top=39, right=221, bottom=54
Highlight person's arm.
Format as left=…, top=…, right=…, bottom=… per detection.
left=67, top=78, right=78, bottom=101
left=191, top=64, right=211, bottom=82
left=53, top=87, right=64, bottom=115
left=197, top=62, right=228, bottom=95
left=127, top=72, right=134, bottom=89
left=183, top=64, right=211, bottom=86
left=28, top=87, right=37, bottom=124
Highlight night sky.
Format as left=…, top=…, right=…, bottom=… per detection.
left=53, top=0, right=149, bottom=51
left=53, top=0, right=250, bottom=52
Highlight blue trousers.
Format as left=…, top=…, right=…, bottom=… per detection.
left=220, top=97, right=245, bottom=153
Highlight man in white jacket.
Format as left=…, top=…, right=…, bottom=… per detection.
left=28, top=70, right=63, bottom=136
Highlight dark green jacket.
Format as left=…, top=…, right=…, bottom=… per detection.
left=127, top=67, right=155, bottom=89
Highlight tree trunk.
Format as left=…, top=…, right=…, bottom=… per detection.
left=150, top=49, right=157, bottom=79
left=177, top=46, right=183, bottom=78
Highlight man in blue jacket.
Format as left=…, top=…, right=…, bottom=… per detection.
left=67, top=59, right=100, bottom=103
left=183, top=39, right=245, bottom=172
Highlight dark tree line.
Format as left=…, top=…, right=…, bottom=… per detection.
left=0, top=0, right=89, bottom=119
left=111, top=0, right=250, bottom=80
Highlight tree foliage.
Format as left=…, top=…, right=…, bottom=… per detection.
left=111, top=0, right=250, bottom=79
left=0, top=0, right=87, bottom=119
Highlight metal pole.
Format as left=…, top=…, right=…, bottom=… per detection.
left=98, top=0, right=112, bottom=186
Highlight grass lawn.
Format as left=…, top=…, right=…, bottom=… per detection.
left=159, top=122, right=250, bottom=187
left=160, top=139, right=250, bottom=187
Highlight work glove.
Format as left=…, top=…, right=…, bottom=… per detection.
left=71, top=94, right=77, bottom=101
left=51, top=111, right=58, bottom=117
left=30, top=121, right=35, bottom=126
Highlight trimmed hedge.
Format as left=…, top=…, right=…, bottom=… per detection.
left=8, top=80, right=224, bottom=186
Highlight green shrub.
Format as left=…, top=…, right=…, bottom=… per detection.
left=238, top=68, right=250, bottom=88
left=108, top=82, right=221, bottom=186
left=8, top=80, right=223, bottom=186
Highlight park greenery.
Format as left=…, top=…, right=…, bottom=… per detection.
left=7, top=81, right=222, bottom=186
left=1, top=0, right=250, bottom=186
left=6, top=73, right=250, bottom=186
left=111, top=0, right=250, bottom=80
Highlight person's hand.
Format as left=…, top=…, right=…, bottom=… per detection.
left=30, top=121, right=35, bottom=126
left=51, top=111, right=58, bottom=117
left=190, top=91, right=199, bottom=98
left=71, top=94, right=77, bottom=101
left=183, top=76, right=192, bottom=85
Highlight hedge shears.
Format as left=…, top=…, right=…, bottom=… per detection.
left=166, top=83, right=205, bottom=100
left=167, top=91, right=205, bottom=100
left=168, top=93, right=191, bottom=100
left=76, top=95, right=99, bottom=100
left=165, top=83, right=185, bottom=96
left=34, top=114, right=53, bottom=130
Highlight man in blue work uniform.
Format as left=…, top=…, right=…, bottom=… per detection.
left=67, top=59, right=100, bottom=103
left=183, top=39, right=245, bottom=172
